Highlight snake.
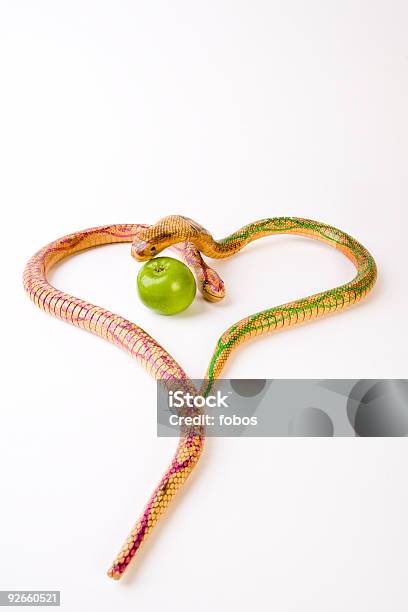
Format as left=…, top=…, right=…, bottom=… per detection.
left=23, top=215, right=377, bottom=580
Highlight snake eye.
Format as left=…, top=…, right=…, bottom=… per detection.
left=150, top=246, right=156, bottom=253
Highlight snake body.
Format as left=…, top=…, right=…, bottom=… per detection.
left=23, top=216, right=377, bottom=579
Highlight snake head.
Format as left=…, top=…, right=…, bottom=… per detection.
left=131, top=236, right=162, bottom=261
left=131, top=222, right=172, bottom=260
left=201, top=268, right=225, bottom=302
left=131, top=215, right=207, bottom=261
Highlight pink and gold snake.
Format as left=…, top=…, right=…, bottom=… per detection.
left=23, top=215, right=377, bottom=579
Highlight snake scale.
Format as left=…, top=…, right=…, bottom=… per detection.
left=23, top=215, right=377, bottom=579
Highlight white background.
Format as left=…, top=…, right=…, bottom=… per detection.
left=1, top=1, right=407, bottom=610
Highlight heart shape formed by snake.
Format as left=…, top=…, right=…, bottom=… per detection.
left=23, top=215, right=377, bottom=579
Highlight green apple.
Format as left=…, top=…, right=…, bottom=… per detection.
left=137, top=257, right=196, bottom=315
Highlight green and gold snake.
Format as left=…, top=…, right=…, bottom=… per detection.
left=23, top=215, right=377, bottom=579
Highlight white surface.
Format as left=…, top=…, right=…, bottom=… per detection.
left=1, top=1, right=407, bottom=610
